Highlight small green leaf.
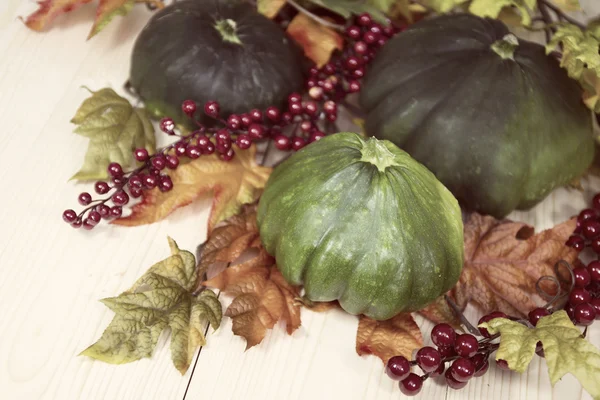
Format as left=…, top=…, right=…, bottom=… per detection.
left=469, top=0, right=536, bottom=26
left=88, top=0, right=135, bottom=39
left=307, top=0, right=388, bottom=24
left=70, top=88, right=156, bottom=181
left=81, top=238, right=223, bottom=374
left=481, top=311, right=600, bottom=400
left=546, top=23, right=600, bottom=81
left=423, top=0, right=468, bottom=13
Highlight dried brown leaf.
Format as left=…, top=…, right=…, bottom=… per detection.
left=418, top=296, right=461, bottom=327
left=356, top=313, right=423, bottom=363
left=286, top=13, right=343, bottom=67
left=452, top=213, right=580, bottom=317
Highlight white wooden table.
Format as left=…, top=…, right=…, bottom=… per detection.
left=1, top=1, right=599, bottom=399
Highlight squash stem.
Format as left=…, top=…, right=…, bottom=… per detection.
left=491, top=34, right=519, bottom=60
left=214, top=19, right=242, bottom=45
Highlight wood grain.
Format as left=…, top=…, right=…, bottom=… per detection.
left=0, top=1, right=598, bottom=399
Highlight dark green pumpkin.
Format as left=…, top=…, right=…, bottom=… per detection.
left=129, top=0, right=305, bottom=125
left=257, top=133, right=464, bottom=320
left=360, top=14, right=594, bottom=218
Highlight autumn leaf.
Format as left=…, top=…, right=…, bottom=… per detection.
left=451, top=213, right=580, bottom=317
left=257, top=0, right=286, bottom=18
left=469, top=0, right=536, bottom=26
left=581, top=69, right=600, bottom=113
left=418, top=295, right=461, bottom=326
left=481, top=311, right=600, bottom=399
left=88, top=0, right=135, bottom=39
left=546, top=23, right=600, bottom=82
left=356, top=313, right=423, bottom=363
left=114, top=146, right=271, bottom=234
left=23, top=0, right=138, bottom=38
left=81, top=238, right=223, bottom=374
left=70, top=88, right=156, bottom=181
left=287, top=13, right=344, bottom=68
left=203, top=249, right=301, bottom=349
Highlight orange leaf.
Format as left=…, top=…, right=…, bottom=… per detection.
left=286, top=13, right=344, bottom=68
left=356, top=313, right=423, bottom=364
left=23, top=0, right=93, bottom=31
left=418, top=296, right=461, bottom=327
left=114, top=146, right=271, bottom=234
left=257, top=0, right=286, bottom=19
left=88, top=0, right=134, bottom=39
left=204, top=249, right=301, bottom=349
left=452, top=213, right=580, bottom=317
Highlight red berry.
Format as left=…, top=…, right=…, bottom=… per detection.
left=347, top=80, right=361, bottom=93
left=266, top=107, right=281, bottom=122
left=574, top=303, right=596, bottom=325
left=78, top=192, right=92, bottom=206
left=71, top=218, right=82, bottom=228
left=204, top=101, right=219, bottom=117
left=386, top=355, right=411, bottom=381
left=142, top=174, right=157, bottom=189
left=289, top=102, right=302, bottom=115
left=88, top=210, right=101, bottom=224
left=569, top=287, right=591, bottom=306
left=437, top=345, right=457, bottom=358
left=281, top=112, right=293, bottom=124
left=363, top=31, right=378, bottom=44
left=96, top=204, right=111, bottom=219
left=589, top=298, right=600, bottom=318
left=496, top=359, right=511, bottom=370
left=578, top=208, right=598, bottom=223
left=565, top=302, right=576, bottom=320
left=249, top=109, right=263, bottom=122
left=236, top=134, right=252, bottom=149
left=357, top=13, right=372, bottom=26
left=82, top=219, right=95, bottom=230
left=274, top=135, right=291, bottom=151
left=94, top=181, right=110, bottom=195
left=431, top=323, right=456, bottom=347
left=107, top=162, right=123, bottom=177
left=354, top=41, right=368, bottom=54
left=321, top=80, right=335, bottom=92
left=174, top=142, right=187, bottom=157
left=416, top=346, right=441, bottom=373
left=151, top=155, right=166, bottom=170
left=592, top=238, right=600, bottom=253
left=112, top=190, right=129, bottom=206
left=323, top=100, right=337, bottom=114
left=62, top=209, right=77, bottom=223
left=574, top=267, right=592, bottom=288
left=566, top=235, right=585, bottom=251
left=588, top=260, right=600, bottom=282
left=303, top=101, right=318, bottom=117
left=239, top=113, right=252, bottom=127
left=346, top=25, right=361, bottom=39
left=129, top=175, right=143, bottom=188
left=220, top=148, right=235, bottom=161
left=445, top=368, right=468, bottom=389
left=309, top=131, right=325, bottom=143
left=593, top=193, right=600, bottom=211
left=309, top=86, right=324, bottom=100
left=112, top=176, right=125, bottom=186
left=216, top=129, right=231, bottom=143
left=129, top=187, right=143, bottom=198
left=454, top=334, right=479, bottom=358
left=227, top=114, right=242, bottom=130
left=203, top=142, right=215, bottom=155
left=430, top=362, right=445, bottom=377
left=352, top=67, right=365, bottom=78
left=110, top=206, right=122, bottom=218
left=288, top=93, right=302, bottom=104
left=470, top=353, right=489, bottom=377
left=160, top=117, right=175, bottom=133
left=186, top=145, right=202, bottom=159
left=182, top=100, right=196, bottom=116
left=399, top=373, right=422, bottom=396
left=583, top=220, right=600, bottom=239
left=451, top=358, right=475, bottom=382
left=528, top=307, right=550, bottom=327
left=326, top=113, right=337, bottom=122
left=158, top=175, right=173, bottom=192
left=345, top=56, right=361, bottom=70
left=134, top=148, right=149, bottom=162
left=291, top=136, right=306, bottom=151
left=248, top=124, right=265, bottom=140
left=165, top=155, right=179, bottom=169
left=300, top=121, right=312, bottom=132
left=323, top=63, right=335, bottom=75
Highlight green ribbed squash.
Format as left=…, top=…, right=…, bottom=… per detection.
left=360, top=14, right=594, bottom=218
left=257, top=133, right=464, bottom=320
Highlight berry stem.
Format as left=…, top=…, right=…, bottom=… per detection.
left=444, top=295, right=481, bottom=335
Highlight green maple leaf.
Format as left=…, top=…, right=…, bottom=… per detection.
left=546, top=23, right=600, bottom=81
left=481, top=311, right=600, bottom=400
left=80, top=238, right=222, bottom=374
left=469, top=0, right=536, bottom=26
left=70, top=88, right=156, bottom=181
left=88, top=0, right=135, bottom=39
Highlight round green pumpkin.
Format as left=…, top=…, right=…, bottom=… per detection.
left=129, top=0, right=305, bottom=125
left=360, top=14, right=594, bottom=218
left=257, top=133, right=464, bottom=320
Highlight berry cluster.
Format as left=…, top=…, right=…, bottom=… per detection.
left=63, top=12, right=403, bottom=230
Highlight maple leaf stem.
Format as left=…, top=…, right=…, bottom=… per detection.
left=444, top=295, right=480, bottom=336
left=286, top=0, right=345, bottom=32
left=538, top=0, right=585, bottom=30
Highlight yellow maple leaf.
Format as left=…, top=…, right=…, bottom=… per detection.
left=114, top=146, right=271, bottom=234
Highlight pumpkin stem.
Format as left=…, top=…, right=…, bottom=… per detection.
left=491, top=34, right=519, bottom=60
left=359, top=137, right=399, bottom=172
left=214, top=19, right=242, bottom=45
